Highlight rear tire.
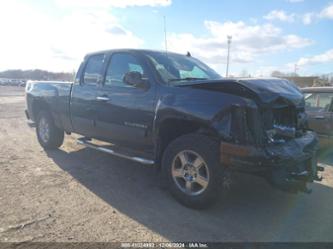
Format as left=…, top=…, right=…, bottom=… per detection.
left=36, top=111, right=64, bottom=149
left=162, top=134, right=222, bottom=209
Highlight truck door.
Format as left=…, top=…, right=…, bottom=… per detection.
left=305, top=92, right=333, bottom=138
left=70, top=54, right=105, bottom=137
left=94, top=52, right=156, bottom=152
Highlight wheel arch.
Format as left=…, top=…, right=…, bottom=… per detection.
left=31, top=98, right=50, bottom=121
left=155, top=117, right=219, bottom=166
left=31, top=98, right=63, bottom=129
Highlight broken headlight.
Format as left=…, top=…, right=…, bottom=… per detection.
left=214, top=100, right=264, bottom=145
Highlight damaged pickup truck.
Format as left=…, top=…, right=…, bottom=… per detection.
left=25, top=49, right=323, bottom=208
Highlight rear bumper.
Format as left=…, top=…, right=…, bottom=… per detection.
left=25, top=92, right=36, bottom=127
left=25, top=109, right=30, bottom=120
left=25, top=109, right=36, bottom=127
left=220, top=131, right=322, bottom=193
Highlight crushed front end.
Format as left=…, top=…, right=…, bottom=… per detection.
left=216, top=84, right=323, bottom=193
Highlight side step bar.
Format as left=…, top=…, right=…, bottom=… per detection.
left=77, top=138, right=155, bottom=165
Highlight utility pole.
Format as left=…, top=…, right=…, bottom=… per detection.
left=226, top=36, right=232, bottom=77
left=163, top=16, right=168, bottom=53
left=294, top=64, right=299, bottom=76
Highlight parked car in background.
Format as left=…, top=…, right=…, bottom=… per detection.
left=302, top=87, right=333, bottom=140
left=19, top=81, right=26, bottom=87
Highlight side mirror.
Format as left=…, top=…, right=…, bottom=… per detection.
left=123, top=71, right=148, bottom=89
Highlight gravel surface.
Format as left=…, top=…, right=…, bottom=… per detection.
left=0, top=86, right=332, bottom=242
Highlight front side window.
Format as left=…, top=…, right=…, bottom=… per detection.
left=305, top=92, right=333, bottom=112
left=304, top=93, right=318, bottom=110
left=317, top=93, right=333, bottom=111
left=145, top=51, right=221, bottom=85
left=83, top=54, right=105, bottom=84
left=105, top=53, right=144, bottom=87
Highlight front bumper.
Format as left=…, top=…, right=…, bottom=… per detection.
left=220, top=131, right=323, bottom=193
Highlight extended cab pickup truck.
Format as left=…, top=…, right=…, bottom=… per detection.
left=25, top=49, right=323, bottom=208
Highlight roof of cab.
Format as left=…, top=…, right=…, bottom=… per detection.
left=84, top=48, right=179, bottom=59
left=301, top=86, right=333, bottom=92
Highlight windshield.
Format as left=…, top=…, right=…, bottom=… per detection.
left=145, top=51, right=222, bottom=85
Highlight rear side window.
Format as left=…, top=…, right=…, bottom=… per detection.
left=83, top=54, right=105, bottom=85
left=75, top=62, right=84, bottom=84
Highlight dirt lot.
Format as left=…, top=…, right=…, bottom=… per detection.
left=0, top=86, right=333, bottom=242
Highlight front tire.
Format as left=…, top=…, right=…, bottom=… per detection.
left=36, top=111, right=64, bottom=149
left=162, top=134, right=222, bottom=209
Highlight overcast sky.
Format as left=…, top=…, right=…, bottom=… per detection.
left=0, top=0, right=332, bottom=76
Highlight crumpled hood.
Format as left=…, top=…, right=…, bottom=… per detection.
left=237, top=78, right=304, bottom=106
left=180, top=78, right=304, bottom=107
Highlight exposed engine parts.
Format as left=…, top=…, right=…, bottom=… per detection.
left=266, top=125, right=296, bottom=143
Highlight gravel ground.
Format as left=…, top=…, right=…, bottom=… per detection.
left=0, top=86, right=333, bottom=243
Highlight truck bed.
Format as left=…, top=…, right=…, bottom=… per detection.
left=25, top=81, right=73, bottom=132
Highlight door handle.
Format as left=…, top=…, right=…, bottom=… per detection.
left=315, top=115, right=325, bottom=119
left=96, top=96, right=110, bottom=101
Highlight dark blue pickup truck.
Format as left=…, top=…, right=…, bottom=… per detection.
left=25, top=49, right=323, bottom=208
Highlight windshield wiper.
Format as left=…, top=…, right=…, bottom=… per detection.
left=168, top=77, right=208, bottom=82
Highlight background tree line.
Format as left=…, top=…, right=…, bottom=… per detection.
left=0, top=69, right=75, bottom=82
